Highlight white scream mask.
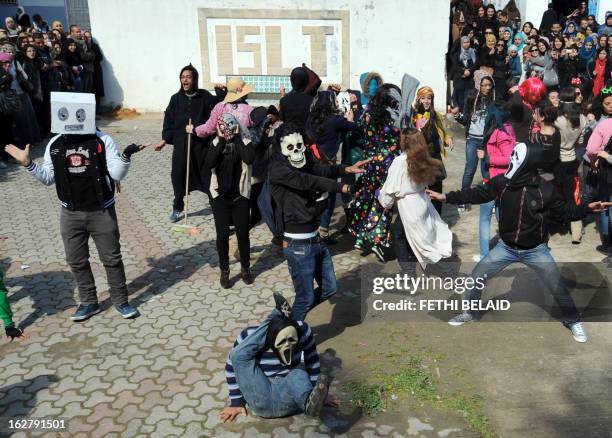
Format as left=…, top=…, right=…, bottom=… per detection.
left=274, top=325, right=298, bottom=366
left=280, top=133, right=306, bottom=168
left=504, top=142, right=527, bottom=180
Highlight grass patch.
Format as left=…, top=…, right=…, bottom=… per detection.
left=343, top=354, right=495, bottom=437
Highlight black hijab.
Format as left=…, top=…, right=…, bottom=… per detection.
left=62, top=38, right=81, bottom=67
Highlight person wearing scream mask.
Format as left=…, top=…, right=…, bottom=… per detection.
left=155, top=64, right=226, bottom=222
left=221, top=294, right=335, bottom=423
left=413, top=86, right=454, bottom=215
left=428, top=142, right=612, bottom=342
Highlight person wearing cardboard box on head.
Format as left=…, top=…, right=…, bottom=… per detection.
left=4, top=92, right=146, bottom=321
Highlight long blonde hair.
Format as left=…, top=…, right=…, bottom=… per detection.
left=400, top=128, right=442, bottom=185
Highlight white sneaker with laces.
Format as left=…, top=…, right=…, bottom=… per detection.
left=568, top=322, right=588, bottom=343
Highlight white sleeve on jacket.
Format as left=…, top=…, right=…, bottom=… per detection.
left=25, top=134, right=59, bottom=185
left=98, top=130, right=130, bottom=181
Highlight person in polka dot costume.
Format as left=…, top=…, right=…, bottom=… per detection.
left=349, top=83, right=402, bottom=262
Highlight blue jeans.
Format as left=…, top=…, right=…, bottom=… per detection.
left=283, top=235, right=337, bottom=321
left=230, top=310, right=313, bottom=418
left=461, top=137, right=488, bottom=192
left=479, top=201, right=499, bottom=258
left=320, top=191, right=337, bottom=229
left=463, top=241, right=580, bottom=323
left=599, top=194, right=612, bottom=245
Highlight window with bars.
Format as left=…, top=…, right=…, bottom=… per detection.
left=0, top=0, right=17, bottom=5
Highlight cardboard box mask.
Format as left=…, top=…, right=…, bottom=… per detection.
left=51, top=92, right=96, bottom=135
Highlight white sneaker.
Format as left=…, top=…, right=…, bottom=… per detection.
left=448, top=312, right=477, bottom=326
left=567, top=322, right=588, bottom=343
left=472, top=255, right=481, bottom=263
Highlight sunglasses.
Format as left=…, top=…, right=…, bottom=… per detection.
left=602, top=87, right=612, bottom=95
left=485, top=31, right=494, bottom=34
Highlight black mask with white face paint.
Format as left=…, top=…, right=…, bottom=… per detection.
left=266, top=316, right=300, bottom=367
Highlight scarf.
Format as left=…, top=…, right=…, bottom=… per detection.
left=593, top=57, right=607, bottom=97
left=412, top=110, right=448, bottom=158
left=513, top=31, right=526, bottom=52
left=579, top=36, right=597, bottom=60
left=459, top=37, right=476, bottom=66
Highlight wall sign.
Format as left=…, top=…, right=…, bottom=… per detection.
left=198, top=9, right=350, bottom=89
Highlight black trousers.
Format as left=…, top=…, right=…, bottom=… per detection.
left=212, top=195, right=250, bottom=271
left=428, top=180, right=443, bottom=215
left=249, top=182, right=264, bottom=230
left=391, top=214, right=417, bottom=275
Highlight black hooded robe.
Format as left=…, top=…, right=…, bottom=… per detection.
left=161, top=65, right=225, bottom=211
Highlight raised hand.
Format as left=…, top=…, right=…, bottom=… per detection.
left=4, top=144, right=31, bottom=166
left=122, top=143, right=147, bottom=160
left=345, top=158, right=372, bottom=174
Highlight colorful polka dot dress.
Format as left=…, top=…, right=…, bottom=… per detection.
left=348, top=114, right=401, bottom=249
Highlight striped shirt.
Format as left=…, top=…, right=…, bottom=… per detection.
left=225, top=320, right=320, bottom=407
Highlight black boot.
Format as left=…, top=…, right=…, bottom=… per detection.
left=273, top=292, right=292, bottom=318
left=220, top=269, right=230, bottom=289
left=241, top=268, right=253, bottom=285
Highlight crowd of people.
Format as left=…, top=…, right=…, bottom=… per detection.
left=2, top=0, right=612, bottom=427
left=0, top=6, right=104, bottom=169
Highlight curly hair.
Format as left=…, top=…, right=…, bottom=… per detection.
left=368, top=83, right=401, bottom=127
left=400, top=128, right=441, bottom=186
left=309, top=90, right=342, bottom=138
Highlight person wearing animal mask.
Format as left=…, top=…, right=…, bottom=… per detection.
left=4, top=92, right=146, bottom=321
left=221, top=293, right=336, bottom=423
left=268, top=123, right=369, bottom=322
left=427, top=142, right=612, bottom=343
left=205, top=112, right=255, bottom=288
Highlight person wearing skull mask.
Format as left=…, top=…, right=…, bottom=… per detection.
left=221, top=294, right=335, bottom=422
left=268, top=123, right=369, bottom=322
left=155, top=64, right=227, bottom=222
left=427, top=142, right=612, bottom=342
left=4, top=92, right=147, bottom=321
left=205, top=112, right=255, bottom=288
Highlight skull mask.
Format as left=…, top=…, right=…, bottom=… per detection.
left=280, top=132, right=306, bottom=168
left=218, top=113, right=238, bottom=140
left=266, top=316, right=300, bottom=367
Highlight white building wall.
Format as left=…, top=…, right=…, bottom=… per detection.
left=88, top=0, right=449, bottom=113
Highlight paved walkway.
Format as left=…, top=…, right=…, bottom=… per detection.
left=0, top=114, right=610, bottom=438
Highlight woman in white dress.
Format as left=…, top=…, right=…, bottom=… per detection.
left=378, top=128, right=453, bottom=274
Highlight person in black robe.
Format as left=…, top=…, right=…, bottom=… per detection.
left=155, top=64, right=226, bottom=222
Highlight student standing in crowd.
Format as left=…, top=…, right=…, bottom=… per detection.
left=205, top=113, right=255, bottom=288
left=156, top=65, right=226, bottom=222
left=306, top=90, right=359, bottom=244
